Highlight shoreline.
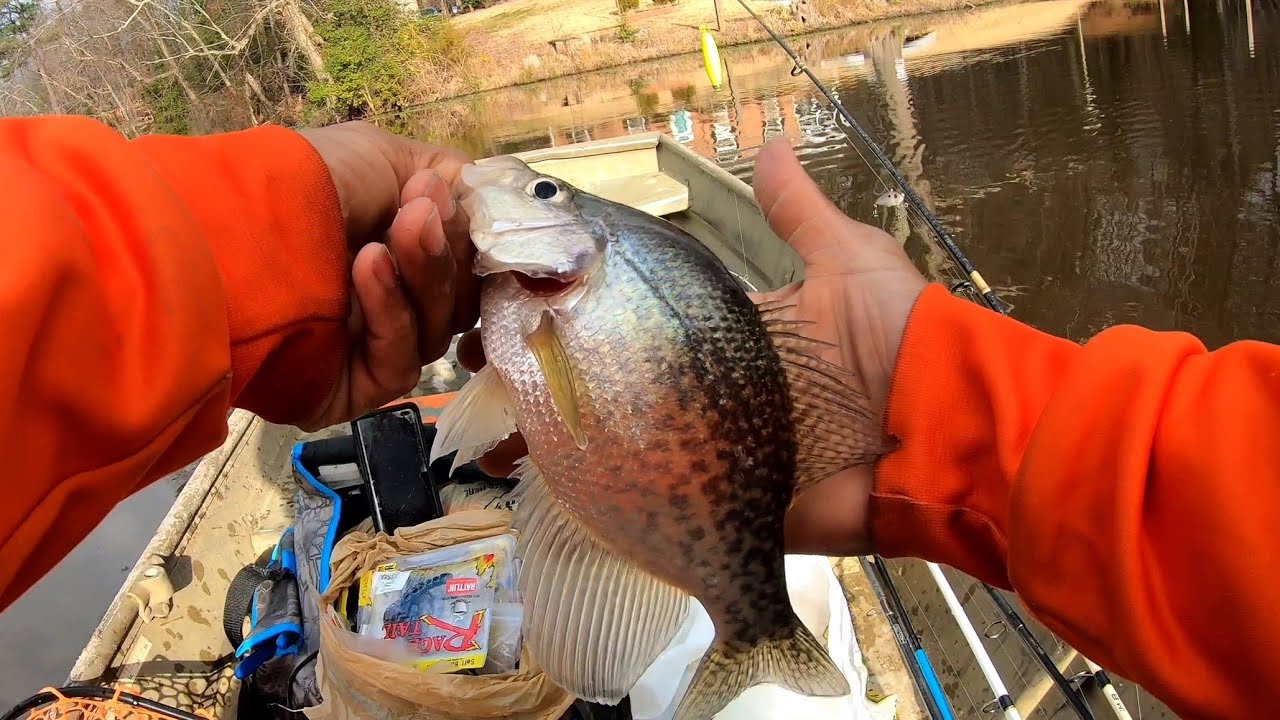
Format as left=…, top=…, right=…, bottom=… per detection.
left=441, top=0, right=1024, bottom=104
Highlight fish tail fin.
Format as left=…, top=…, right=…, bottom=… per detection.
left=674, top=623, right=849, bottom=720
left=758, top=300, right=897, bottom=495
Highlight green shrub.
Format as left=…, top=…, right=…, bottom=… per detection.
left=308, top=0, right=464, bottom=120
left=143, top=77, right=191, bottom=135
left=616, top=0, right=639, bottom=12
left=652, top=0, right=677, bottom=5
left=617, top=20, right=639, bottom=42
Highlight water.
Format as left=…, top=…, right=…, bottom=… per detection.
left=418, top=0, right=1280, bottom=351
left=2, top=0, right=1274, bottom=714
left=0, top=471, right=186, bottom=707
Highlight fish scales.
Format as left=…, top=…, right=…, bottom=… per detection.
left=432, top=156, right=862, bottom=718
left=481, top=209, right=799, bottom=645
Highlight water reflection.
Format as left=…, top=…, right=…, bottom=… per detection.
left=416, top=0, right=1279, bottom=351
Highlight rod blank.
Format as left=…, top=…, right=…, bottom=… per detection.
left=926, top=562, right=1022, bottom=720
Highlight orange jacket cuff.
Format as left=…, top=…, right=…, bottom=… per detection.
left=133, top=127, right=349, bottom=425
left=870, top=284, right=1081, bottom=588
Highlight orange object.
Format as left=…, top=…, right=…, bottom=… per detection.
left=0, top=116, right=349, bottom=610
left=21, top=685, right=214, bottom=720
left=394, top=392, right=458, bottom=425
left=875, top=283, right=1280, bottom=720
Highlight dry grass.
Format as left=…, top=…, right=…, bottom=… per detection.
left=446, top=0, right=1021, bottom=98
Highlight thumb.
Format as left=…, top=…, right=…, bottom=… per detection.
left=752, top=138, right=851, bottom=260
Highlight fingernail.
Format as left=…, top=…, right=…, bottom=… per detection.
left=421, top=172, right=456, bottom=219
left=423, top=207, right=449, bottom=257
left=375, top=245, right=399, bottom=289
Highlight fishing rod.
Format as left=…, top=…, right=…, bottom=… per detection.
left=982, top=586, right=1096, bottom=720
left=1076, top=658, right=1135, bottom=720
left=720, top=8, right=1123, bottom=719
left=727, top=0, right=1009, bottom=314
left=925, top=562, right=1022, bottom=720
left=863, top=555, right=956, bottom=720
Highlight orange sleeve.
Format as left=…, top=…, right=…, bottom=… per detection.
left=873, top=283, right=1280, bottom=719
left=0, top=116, right=349, bottom=609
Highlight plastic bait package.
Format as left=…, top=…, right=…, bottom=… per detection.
left=480, top=602, right=524, bottom=675
left=353, top=534, right=520, bottom=673
left=360, top=555, right=497, bottom=672
left=355, top=533, right=519, bottom=631
left=440, top=479, right=518, bottom=514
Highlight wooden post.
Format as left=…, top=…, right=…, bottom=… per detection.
left=713, top=0, right=722, bottom=31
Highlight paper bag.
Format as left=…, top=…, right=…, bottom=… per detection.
left=305, top=509, right=574, bottom=720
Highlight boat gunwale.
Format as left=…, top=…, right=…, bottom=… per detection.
left=68, top=410, right=258, bottom=684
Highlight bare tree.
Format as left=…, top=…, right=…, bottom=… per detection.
left=1, top=0, right=328, bottom=133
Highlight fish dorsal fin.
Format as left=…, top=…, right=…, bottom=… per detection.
left=428, top=364, right=518, bottom=474
left=758, top=301, right=894, bottom=495
left=511, top=459, right=690, bottom=703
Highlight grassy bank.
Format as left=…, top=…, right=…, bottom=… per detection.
left=448, top=0, right=1023, bottom=99
left=0, top=0, right=1022, bottom=133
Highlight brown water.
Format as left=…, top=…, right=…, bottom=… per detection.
left=2, top=0, right=1275, bottom=714
left=420, top=0, right=1280, bottom=349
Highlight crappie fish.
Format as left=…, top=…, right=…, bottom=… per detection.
left=431, top=156, right=886, bottom=719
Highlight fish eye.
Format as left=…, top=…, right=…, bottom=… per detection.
left=527, top=178, right=562, bottom=201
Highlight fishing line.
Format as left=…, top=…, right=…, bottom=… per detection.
left=894, top=560, right=989, bottom=718
left=983, top=586, right=1096, bottom=719
left=730, top=0, right=1009, bottom=314
left=862, top=556, right=957, bottom=720
left=926, top=562, right=1023, bottom=720
left=1076, top=658, right=1136, bottom=720
left=716, top=8, right=1150, bottom=720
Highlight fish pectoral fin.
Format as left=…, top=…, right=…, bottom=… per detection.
left=429, top=364, right=518, bottom=474
left=511, top=460, right=688, bottom=703
left=758, top=301, right=896, bottom=496
left=525, top=310, right=588, bottom=449
left=674, top=624, right=850, bottom=720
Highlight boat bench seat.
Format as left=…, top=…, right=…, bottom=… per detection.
left=575, top=172, right=690, bottom=218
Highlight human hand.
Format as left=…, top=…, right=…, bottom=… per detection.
left=457, top=139, right=928, bottom=556
left=749, top=139, right=926, bottom=556
left=296, top=121, right=480, bottom=430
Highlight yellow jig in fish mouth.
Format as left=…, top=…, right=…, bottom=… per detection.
left=525, top=310, right=588, bottom=449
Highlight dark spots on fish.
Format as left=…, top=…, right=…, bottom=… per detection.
left=720, top=506, right=751, bottom=530
left=678, top=435, right=703, bottom=454
left=645, top=509, right=662, bottom=531
left=548, top=221, right=813, bottom=649
left=675, top=539, right=698, bottom=559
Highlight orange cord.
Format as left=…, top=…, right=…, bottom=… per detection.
left=23, top=686, right=216, bottom=720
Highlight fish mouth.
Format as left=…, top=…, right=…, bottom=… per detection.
left=511, top=271, right=576, bottom=296
left=456, top=158, right=604, bottom=285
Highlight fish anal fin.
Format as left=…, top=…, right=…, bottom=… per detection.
left=428, top=364, right=517, bottom=474
left=512, top=461, right=688, bottom=704
left=760, top=303, right=896, bottom=496
left=674, top=624, right=849, bottom=720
